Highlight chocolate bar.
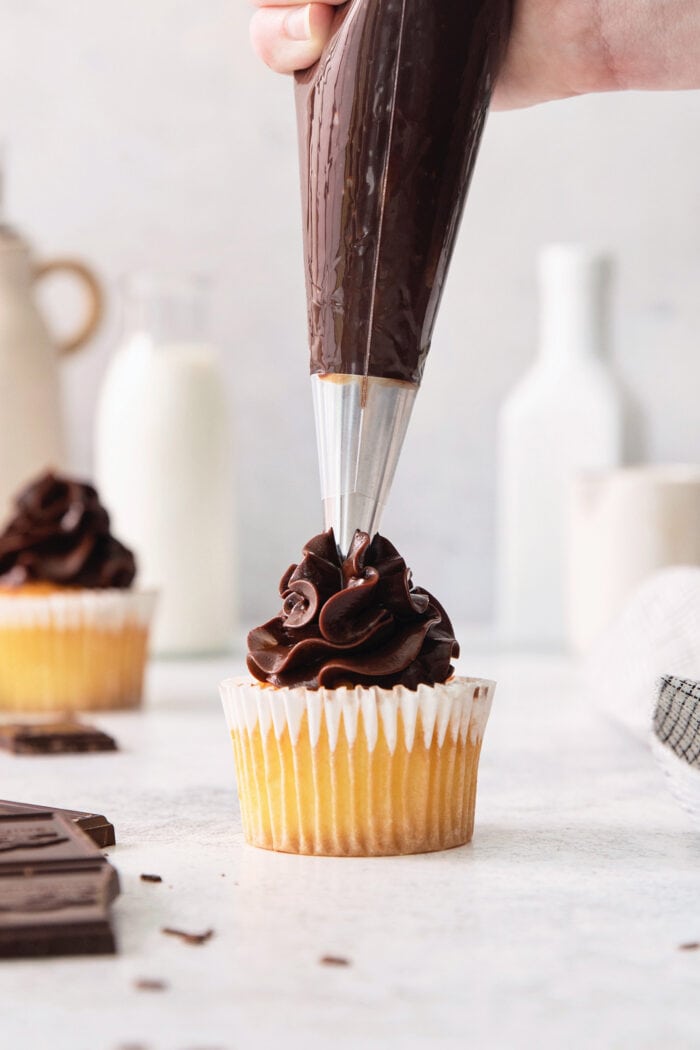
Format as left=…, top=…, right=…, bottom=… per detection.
left=0, top=799, right=116, bottom=848
left=0, top=720, right=117, bottom=754
left=0, top=803, right=119, bottom=957
left=0, top=864, right=117, bottom=957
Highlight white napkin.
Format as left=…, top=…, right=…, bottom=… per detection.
left=586, top=566, right=700, bottom=739
left=584, top=567, right=700, bottom=828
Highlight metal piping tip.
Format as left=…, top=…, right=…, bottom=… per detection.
left=311, top=373, right=417, bottom=556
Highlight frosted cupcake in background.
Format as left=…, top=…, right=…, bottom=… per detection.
left=220, top=530, right=494, bottom=857
left=0, top=472, right=155, bottom=712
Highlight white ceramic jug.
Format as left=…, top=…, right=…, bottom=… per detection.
left=0, top=223, right=101, bottom=514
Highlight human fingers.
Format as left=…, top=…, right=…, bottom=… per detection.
left=250, top=2, right=337, bottom=74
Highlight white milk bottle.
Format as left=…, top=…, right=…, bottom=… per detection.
left=95, top=275, right=235, bottom=654
left=496, top=245, right=623, bottom=647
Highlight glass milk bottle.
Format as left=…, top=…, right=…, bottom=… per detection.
left=95, top=275, right=235, bottom=654
left=496, top=245, right=623, bottom=647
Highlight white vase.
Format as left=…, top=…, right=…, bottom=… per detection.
left=496, top=245, right=623, bottom=647
left=95, top=275, right=236, bottom=655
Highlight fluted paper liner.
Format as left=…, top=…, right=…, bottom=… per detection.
left=220, top=676, right=495, bottom=856
left=0, top=589, right=156, bottom=712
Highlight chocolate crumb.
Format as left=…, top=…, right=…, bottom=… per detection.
left=320, top=955, right=351, bottom=967
left=134, top=978, right=168, bottom=992
left=140, top=873, right=162, bottom=883
left=680, top=942, right=700, bottom=951
left=162, top=926, right=214, bottom=946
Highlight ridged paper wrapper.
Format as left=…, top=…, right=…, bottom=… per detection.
left=220, top=675, right=495, bottom=856
left=0, top=589, right=156, bottom=712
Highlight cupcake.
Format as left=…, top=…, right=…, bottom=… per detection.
left=0, top=471, right=155, bottom=712
left=220, top=529, right=494, bottom=856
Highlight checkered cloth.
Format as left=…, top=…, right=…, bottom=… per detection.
left=654, top=676, right=700, bottom=770
left=653, top=676, right=700, bottom=830
left=582, top=568, right=700, bottom=828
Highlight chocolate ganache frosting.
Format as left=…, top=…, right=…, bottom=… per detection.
left=0, top=472, right=136, bottom=589
left=247, top=529, right=459, bottom=690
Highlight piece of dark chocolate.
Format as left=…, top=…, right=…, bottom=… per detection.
left=140, top=873, right=162, bottom=883
left=0, top=720, right=117, bottom=754
left=0, top=810, right=111, bottom=876
left=0, top=863, right=117, bottom=958
left=0, top=803, right=120, bottom=957
left=0, top=799, right=116, bottom=848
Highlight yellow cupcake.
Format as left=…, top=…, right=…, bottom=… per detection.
left=0, top=473, right=155, bottom=712
left=221, top=528, right=495, bottom=857
left=220, top=676, right=493, bottom=856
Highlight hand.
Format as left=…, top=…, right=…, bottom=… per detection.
left=249, top=0, right=345, bottom=78
left=249, top=0, right=700, bottom=109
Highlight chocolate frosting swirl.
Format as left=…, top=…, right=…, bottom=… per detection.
left=247, top=529, right=459, bottom=690
left=0, top=472, right=136, bottom=589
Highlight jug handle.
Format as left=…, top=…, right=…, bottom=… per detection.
left=34, top=258, right=103, bottom=356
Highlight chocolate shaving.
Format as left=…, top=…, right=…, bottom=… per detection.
left=162, top=926, right=214, bottom=946
left=140, top=873, right=162, bottom=883
left=134, top=978, right=168, bottom=992
left=680, top=942, right=700, bottom=951
left=320, top=955, right=351, bottom=967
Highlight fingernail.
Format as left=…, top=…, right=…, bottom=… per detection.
left=284, top=5, right=311, bottom=41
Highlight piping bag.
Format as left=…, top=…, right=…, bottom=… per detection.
left=296, top=0, right=512, bottom=554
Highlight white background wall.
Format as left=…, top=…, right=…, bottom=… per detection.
left=1, top=1, right=699, bottom=626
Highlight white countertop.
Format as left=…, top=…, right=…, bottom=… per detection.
left=2, top=647, right=700, bottom=1050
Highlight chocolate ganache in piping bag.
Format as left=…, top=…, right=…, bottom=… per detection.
left=296, top=0, right=511, bottom=554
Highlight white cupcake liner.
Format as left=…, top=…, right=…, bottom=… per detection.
left=0, top=588, right=157, bottom=712
left=0, top=588, right=156, bottom=630
left=219, top=676, right=495, bottom=855
left=220, top=676, right=494, bottom=755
